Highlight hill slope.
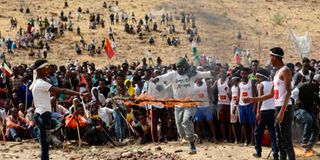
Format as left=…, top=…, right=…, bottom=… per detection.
left=0, top=0, right=320, bottom=67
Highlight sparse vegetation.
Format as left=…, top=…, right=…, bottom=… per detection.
left=222, top=11, right=228, bottom=17
left=271, top=12, right=287, bottom=25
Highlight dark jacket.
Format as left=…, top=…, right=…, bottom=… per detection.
left=85, top=118, right=108, bottom=145
left=295, top=82, right=320, bottom=113
left=293, top=71, right=314, bottom=88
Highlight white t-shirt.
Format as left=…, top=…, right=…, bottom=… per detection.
left=32, top=79, right=52, bottom=114
left=98, top=107, right=114, bottom=127
left=157, top=70, right=212, bottom=106
left=146, top=81, right=173, bottom=109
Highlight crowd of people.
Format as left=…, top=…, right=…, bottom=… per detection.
left=0, top=46, right=319, bottom=160
left=0, top=0, right=203, bottom=62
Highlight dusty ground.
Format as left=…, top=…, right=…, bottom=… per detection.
left=1, top=0, right=320, bottom=67
left=0, top=140, right=320, bottom=160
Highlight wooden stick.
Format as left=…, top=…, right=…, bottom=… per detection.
left=101, top=127, right=117, bottom=147
left=25, top=83, right=28, bottom=115
left=113, top=97, right=203, bottom=103
left=267, top=148, right=272, bottom=159
left=75, top=119, right=81, bottom=149
left=80, top=96, right=89, bottom=119
left=0, top=122, right=5, bottom=144
left=118, top=110, right=138, bottom=136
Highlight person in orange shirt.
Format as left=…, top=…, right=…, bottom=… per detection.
left=6, top=107, right=36, bottom=142
left=65, top=105, right=86, bottom=140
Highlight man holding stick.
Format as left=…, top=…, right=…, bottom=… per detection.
left=152, top=57, right=216, bottom=154
left=243, top=47, right=295, bottom=160
left=30, top=59, right=89, bottom=160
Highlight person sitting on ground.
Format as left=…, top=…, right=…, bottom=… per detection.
left=129, top=25, right=134, bottom=34
left=124, top=23, right=130, bottom=33
left=26, top=7, right=30, bottom=13
left=6, top=107, right=37, bottom=142
left=148, top=36, right=155, bottom=45
left=68, top=20, right=73, bottom=31
left=103, top=2, right=107, bottom=8
left=153, top=22, right=158, bottom=32
left=77, top=26, right=80, bottom=35
left=51, top=96, right=69, bottom=121
left=100, top=18, right=105, bottom=28
left=134, top=113, right=151, bottom=144
left=75, top=43, right=81, bottom=55
left=138, top=31, right=143, bottom=40
left=50, top=117, right=64, bottom=148
left=0, top=100, right=10, bottom=123
left=65, top=105, right=86, bottom=141
left=86, top=108, right=116, bottom=146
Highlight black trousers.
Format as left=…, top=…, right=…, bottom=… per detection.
left=150, top=107, right=168, bottom=142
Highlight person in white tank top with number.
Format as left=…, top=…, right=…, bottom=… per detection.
left=239, top=67, right=256, bottom=146
left=213, top=70, right=231, bottom=142
left=253, top=69, right=279, bottom=159
left=194, top=78, right=217, bottom=143
left=243, top=47, right=295, bottom=160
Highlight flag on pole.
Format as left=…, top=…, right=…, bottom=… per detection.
left=0, top=61, right=12, bottom=77
left=104, top=38, right=115, bottom=59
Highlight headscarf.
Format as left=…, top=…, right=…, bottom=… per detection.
left=176, top=57, right=189, bottom=68
left=176, top=57, right=198, bottom=78
left=91, top=87, right=106, bottom=106
left=29, top=60, right=48, bottom=90
left=124, top=79, right=134, bottom=97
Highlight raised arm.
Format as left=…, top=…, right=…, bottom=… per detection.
left=50, top=87, right=90, bottom=98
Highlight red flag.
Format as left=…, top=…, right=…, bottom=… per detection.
left=104, top=39, right=115, bottom=59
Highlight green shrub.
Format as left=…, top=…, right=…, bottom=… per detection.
left=272, top=12, right=287, bottom=25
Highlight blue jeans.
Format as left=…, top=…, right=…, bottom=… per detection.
left=7, top=125, right=37, bottom=141
left=254, top=109, right=278, bottom=156
left=34, top=112, right=51, bottom=160
left=275, top=106, right=295, bottom=160
left=294, top=109, right=319, bottom=147
left=113, top=109, right=126, bottom=140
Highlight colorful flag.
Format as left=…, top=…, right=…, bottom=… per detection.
left=1, top=61, right=12, bottom=77
left=104, top=38, right=115, bottom=59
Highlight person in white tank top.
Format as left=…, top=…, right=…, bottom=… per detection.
left=213, top=70, right=231, bottom=142
left=194, top=78, right=217, bottom=143
left=239, top=67, right=256, bottom=146
left=230, top=75, right=241, bottom=143
left=217, top=78, right=230, bottom=105
left=193, top=79, right=210, bottom=107
left=253, top=69, right=279, bottom=158
left=243, top=47, right=295, bottom=160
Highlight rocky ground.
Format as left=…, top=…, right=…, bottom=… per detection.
left=0, top=140, right=320, bottom=160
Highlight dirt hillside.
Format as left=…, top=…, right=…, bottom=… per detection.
left=0, top=0, right=320, bottom=67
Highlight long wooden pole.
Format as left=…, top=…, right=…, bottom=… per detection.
left=113, top=97, right=203, bottom=103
